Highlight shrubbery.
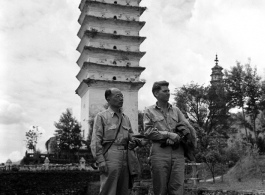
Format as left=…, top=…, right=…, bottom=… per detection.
left=0, top=171, right=100, bottom=195
left=136, top=140, right=152, bottom=179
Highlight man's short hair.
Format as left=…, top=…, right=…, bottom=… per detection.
left=105, top=89, right=112, bottom=101
left=152, top=81, right=169, bottom=96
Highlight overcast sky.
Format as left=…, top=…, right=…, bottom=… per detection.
left=1, top=0, right=265, bottom=163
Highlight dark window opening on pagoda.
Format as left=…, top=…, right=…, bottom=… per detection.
left=114, top=1, right=117, bottom=4
left=113, top=46, right=117, bottom=49
left=126, top=62, right=131, bottom=66
left=113, top=76, right=117, bottom=80
left=113, top=31, right=117, bottom=34
left=113, top=61, right=117, bottom=65
left=114, top=16, right=117, bottom=19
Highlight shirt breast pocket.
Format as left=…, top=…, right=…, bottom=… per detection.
left=153, top=115, right=164, bottom=130
left=122, top=125, right=130, bottom=131
left=104, top=124, right=117, bottom=140
left=122, top=125, right=130, bottom=138
left=153, top=115, right=164, bottom=123
left=171, top=115, right=179, bottom=129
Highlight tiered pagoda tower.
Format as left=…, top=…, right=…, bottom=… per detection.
left=210, top=55, right=224, bottom=86
left=209, top=54, right=225, bottom=115
left=76, top=0, right=146, bottom=137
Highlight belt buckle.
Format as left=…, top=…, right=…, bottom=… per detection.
left=117, top=145, right=125, bottom=150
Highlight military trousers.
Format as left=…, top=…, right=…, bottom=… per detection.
left=150, top=143, right=185, bottom=195
left=99, top=145, right=129, bottom=195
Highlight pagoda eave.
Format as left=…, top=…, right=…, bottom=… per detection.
left=212, top=65, right=223, bottom=70
left=82, top=62, right=145, bottom=72
left=76, top=62, right=145, bottom=80
left=82, top=15, right=146, bottom=29
left=76, top=79, right=145, bottom=96
left=83, top=46, right=146, bottom=58
left=79, top=0, right=144, bottom=12
left=210, top=73, right=224, bottom=76
left=79, top=1, right=146, bottom=17
left=83, top=30, right=146, bottom=44
left=210, top=80, right=223, bottom=84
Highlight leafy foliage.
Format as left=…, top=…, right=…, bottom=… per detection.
left=174, top=83, right=229, bottom=134
left=54, top=109, right=82, bottom=157
left=224, top=62, right=247, bottom=109
left=0, top=172, right=100, bottom=194
left=45, top=137, right=59, bottom=155
left=224, top=62, right=265, bottom=141
left=173, top=81, right=232, bottom=181
left=224, top=139, right=253, bottom=166
left=174, top=83, right=209, bottom=129
left=138, top=110, right=144, bottom=134
left=25, top=126, right=42, bottom=152
left=244, top=65, right=263, bottom=139
left=174, top=82, right=230, bottom=138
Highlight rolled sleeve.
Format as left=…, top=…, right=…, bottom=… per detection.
left=90, top=114, right=105, bottom=163
left=143, top=109, right=168, bottom=141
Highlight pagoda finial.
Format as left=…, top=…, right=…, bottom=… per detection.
left=214, top=54, right=219, bottom=65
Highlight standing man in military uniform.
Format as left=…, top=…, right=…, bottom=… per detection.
left=144, top=81, right=197, bottom=195
left=90, top=88, right=137, bottom=195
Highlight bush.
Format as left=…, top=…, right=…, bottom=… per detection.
left=256, top=137, right=265, bottom=154
left=224, top=140, right=249, bottom=167
left=0, top=171, right=100, bottom=194
left=136, top=140, right=151, bottom=179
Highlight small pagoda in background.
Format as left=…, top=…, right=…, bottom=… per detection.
left=210, top=54, right=224, bottom=87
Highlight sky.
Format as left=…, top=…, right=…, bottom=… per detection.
left=0, top=0, right=265, bottom=163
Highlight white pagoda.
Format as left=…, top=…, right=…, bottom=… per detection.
left=76, top=0, right=146, bottom=137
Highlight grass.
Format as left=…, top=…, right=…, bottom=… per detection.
left=87, top=155, right=265, bottom=193
left=190, top=154, right=265, bottom=191
left=194, top=178, right=265, bottom=191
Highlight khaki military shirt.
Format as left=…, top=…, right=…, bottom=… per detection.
left=90, top=108, right=133, bottom=163
left=143, top=103, right=197, bottom=148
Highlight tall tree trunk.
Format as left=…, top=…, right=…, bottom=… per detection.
left=242, top=108, right=248, bottom=141
left=252, top=116, right=258, bottom=142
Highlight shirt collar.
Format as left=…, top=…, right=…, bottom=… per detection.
left=107, top=107, right=123, bottom=117
left=155, top=102, right=173, bottom=110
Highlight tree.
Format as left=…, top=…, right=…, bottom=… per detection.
left=174, top=82, right=209, bottom=129
left=174, top=82, right=231, bottom=175
left=174, top=82, right=230, bottom=136
left=45, top=137, right=59, bottom=155
left=208, top=84, right=231, bottom=136
left=224, top=62, right=249, bottom=139
left=25, top=126, right=42, bottom=153
left=138, top=110, right=144, bottom=134
left=54, top=109, right=82, bottom=159
left=193, top=115, right=229, bottom=182
left=196, top=150, right=223, bottom=183
left=224, top=61, right=265, bottom=141
left=244, top=64, right=263, bottom=141
left=136, top=110, right=152, bottom=179
left=259, top=81, right=265, bottom=112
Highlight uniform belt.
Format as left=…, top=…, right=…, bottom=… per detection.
left=152, top=140, right=163, bottom=143
left=111, top=143, right=128, bottom=150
